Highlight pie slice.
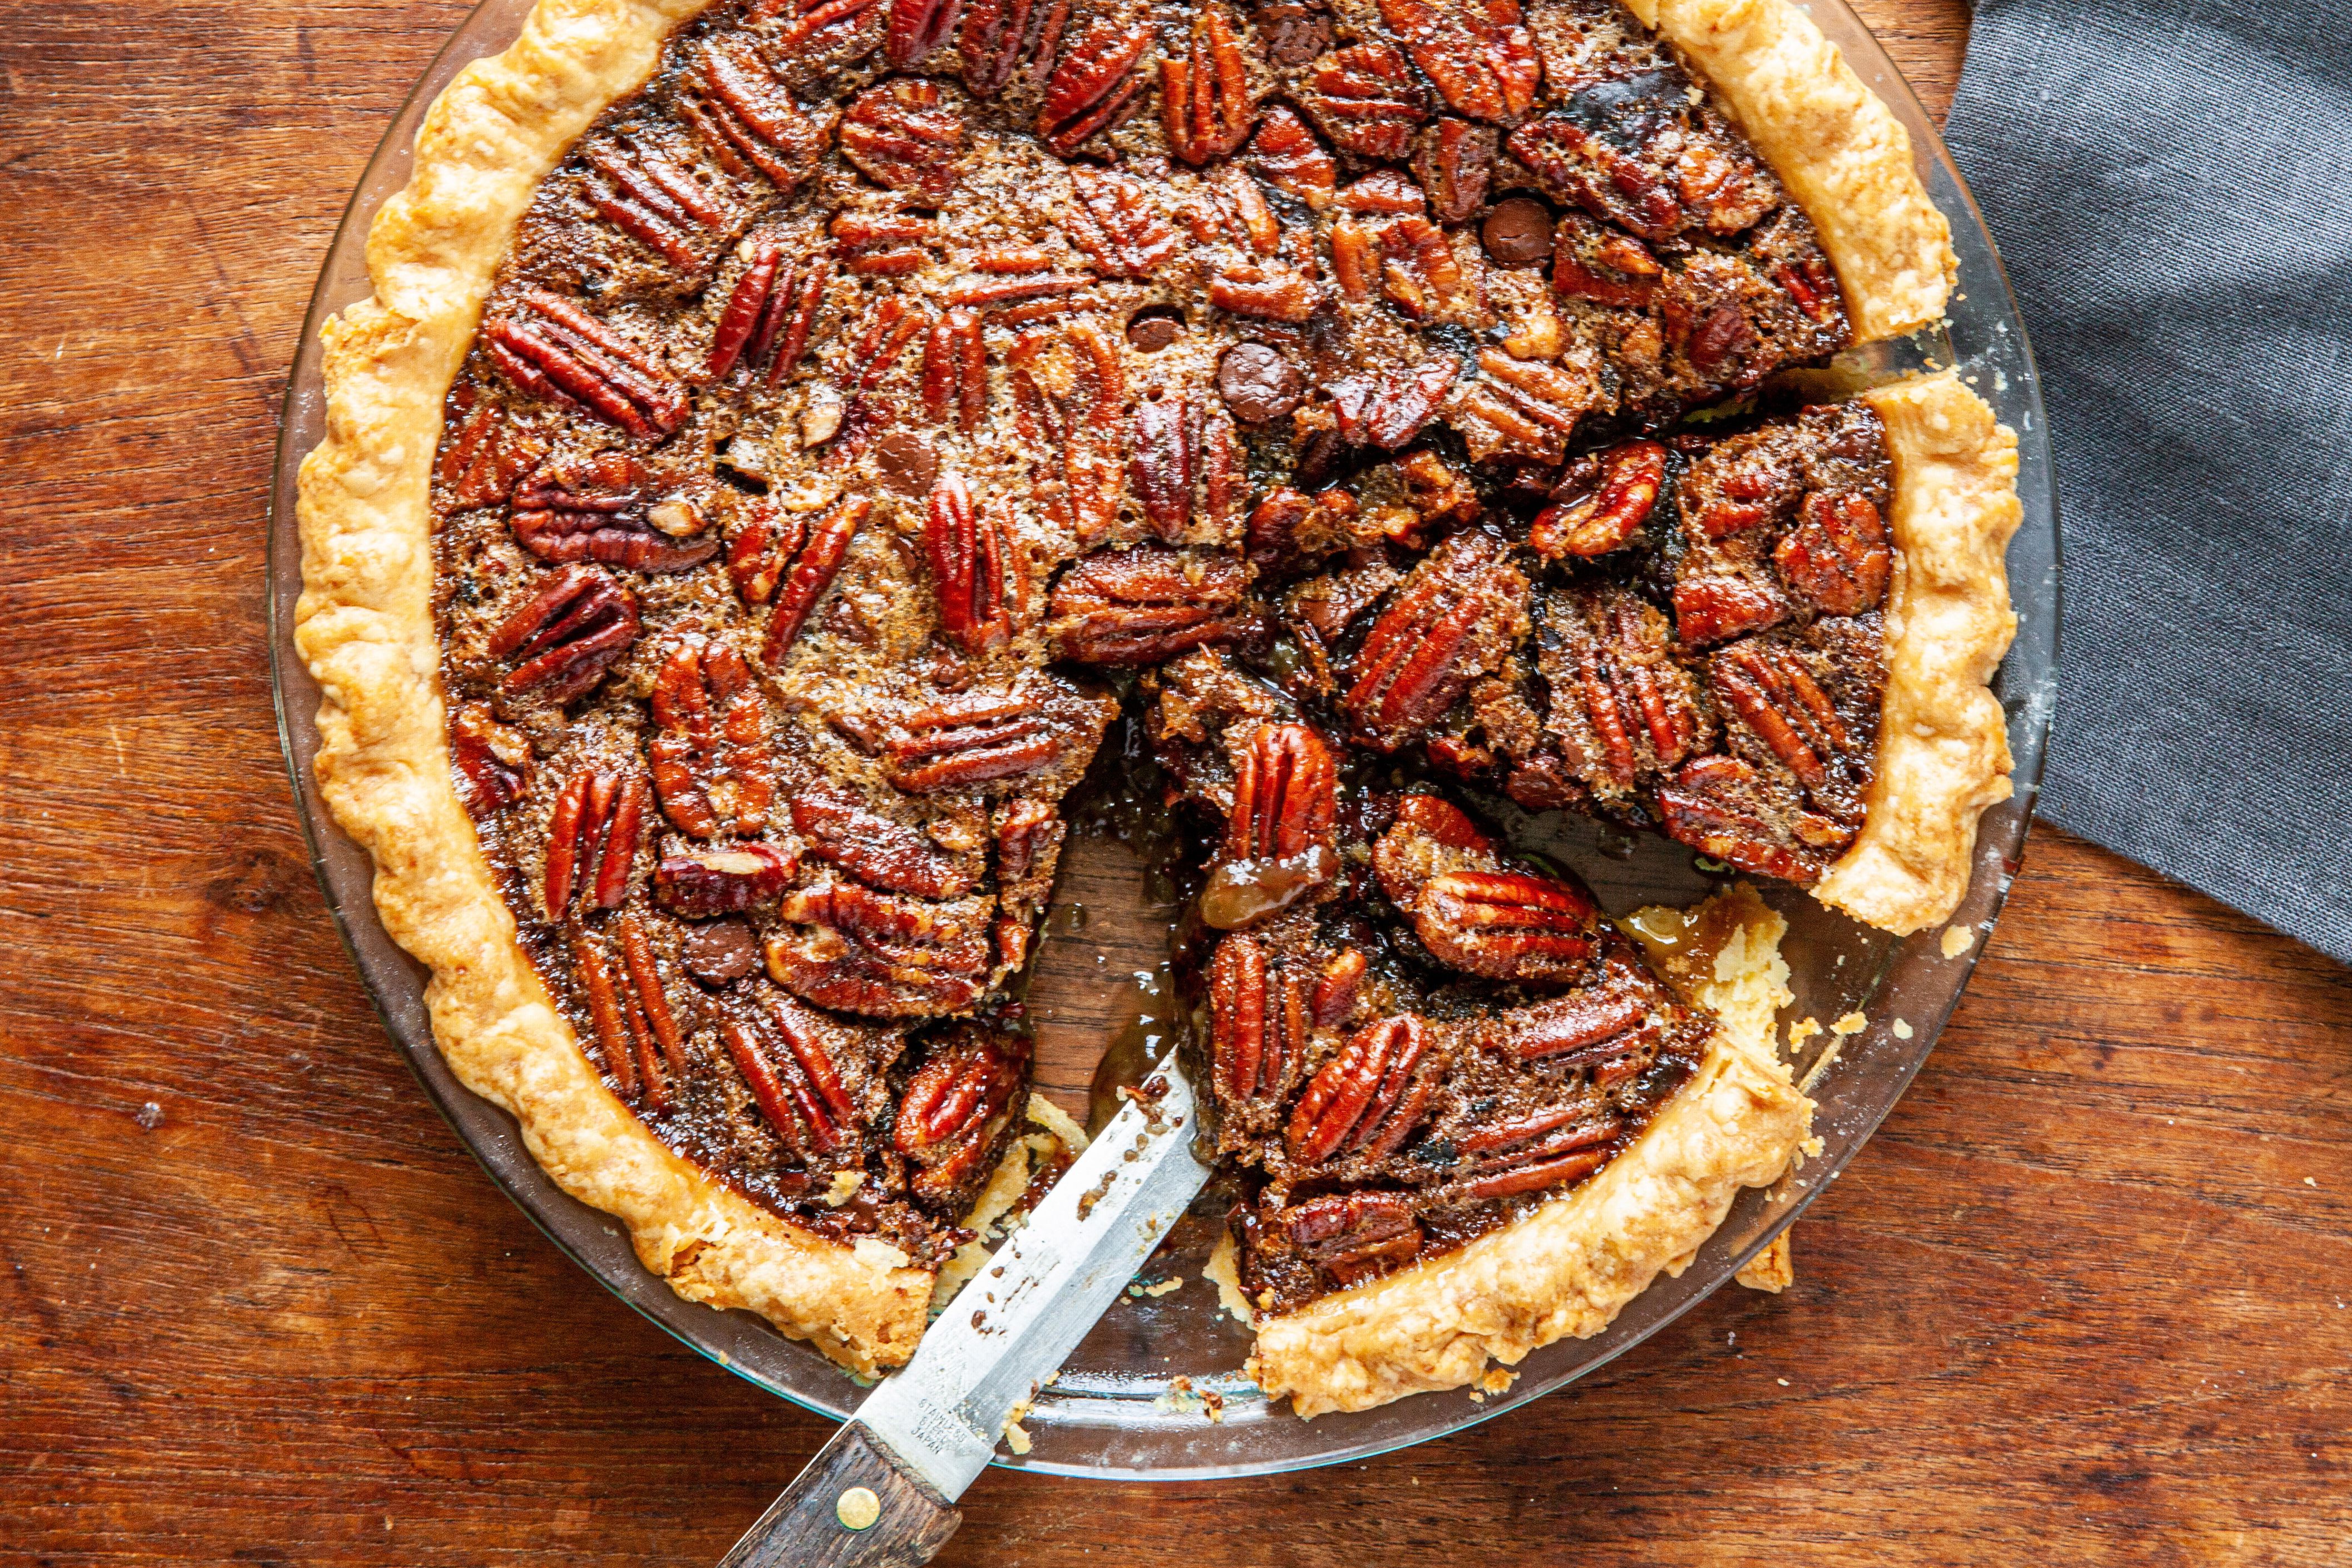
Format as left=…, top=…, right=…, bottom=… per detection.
left=297, top=0, right=2019, bottom=1408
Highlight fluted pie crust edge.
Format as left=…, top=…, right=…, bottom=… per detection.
left=292, top=0, right=2009, bottom=1388
left=1817, top=374, right=2022, bottom=933
left=296, top=0, right=936, bottom=1377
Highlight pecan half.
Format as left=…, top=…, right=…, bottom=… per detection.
left=832, top=209, right=935, bottom=275
left=957, top=0, right=1070, bottom=96
left=450, top=702, right=532, bottom=817
left=791, top=792, right=976, bottom=898
left=1036, top=17, right=1152, bottom=156
left=680, top=36, right=837, bottom=192
left=728, top=494, right=867, bottom=666
left=1007, top=320, right=1125, bottom=541
left=919, top=306, right=987, bottom=433
left=1655, top=753, right=1835, bottom=883
left=484, top=289, right=686, bottom=440
left=1286, top=1015, right=1433, bottom=1165
left=993, top=798, right=1066, bottom=899
left=1712, top=639, right=1841, bottom=792
left=1304, top=43, right=1427, bottom=161
left=545, top=768, right=649, bottom=915
left=1280, top=1190, right=1421, bottom=1282
left=648, top=639, right=773, bottom=839
left=1343, top=529, right=1530, bottom=751
left=437, top=396, right=548, bottom=513
left=708, top=239, right=835, bottom=386
left=1414, top=118, right=1494, bottom=225
left=1454, top=1106, right=1623, bottom=1200
left=829, top=292, right=935, bottom=460
left=511, top=455, right=718, bottom=573
left=769, top=879, right=998, bottom=1015
left=1540, top=585, right=1707, bottom=796
left=882, top=689, right=1063, bottom=792
left=1774, top=490, right=1890, bottom=616
left=841, top=78, right=968, bottom=203
left=720, top=995, right=862, bottom=1158
left=1448, top=347, right=1596, bottom=465
left=924, top=473, right=1020, bottom=654
left=1499, top=959, right=1659, bottom=1063
left=1202, top=722, right=1340, bottom=929
left=580, top=138, right=732, bottom=270
left=487, top=567, right=641, bottom=704
left=1531, top=440, right=1666, bottom=559
left=1550, top=211, right=1663, bottom=309
left=1224, top=722, right=1339, bottom=865
left=1243, top=485, right=1359, bottom=573
left=1048, top=543, right=1251, bottom=664
left=1327, top=355, right=1460, bottom=450
left=1377, top=215, right=1476, bottom=322
left=1061, top=165, right=1178, bottom=279
left=1246, top=106, right=1337, bottom=207
left=573, top=917, right=686, bottom=1112
left=1411, top=869, right=1599, bottom=983
left=1130, top=392, right=1239, bottom=539
left=1208, top=263, right=1328, bottom=324
left=1209, top=164, right=1284, bottom=254
left=1161, top=3, right=1251, bottom=165
left=1209, top=933, right=1311, bottom=1122
left=653, top=840, right=799, bottom=917
left=895, top=1030, right=1029, bottom=1202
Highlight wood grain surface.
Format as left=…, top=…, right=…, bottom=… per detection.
left=4, top=2, right=2349, bottom=1564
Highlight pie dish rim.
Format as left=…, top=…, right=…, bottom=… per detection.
left=289, top=0, right=2019, bottom=1398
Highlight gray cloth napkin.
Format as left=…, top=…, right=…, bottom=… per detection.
left=1943, top=0, right=2352, bottom=961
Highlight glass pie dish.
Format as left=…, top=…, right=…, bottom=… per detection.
left=268, top=0, right=2058, bottom=1481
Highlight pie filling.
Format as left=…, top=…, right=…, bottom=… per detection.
left=430, top=0, right=1897, bottom=1319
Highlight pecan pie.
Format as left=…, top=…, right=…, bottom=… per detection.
left=299, top=0, right=2020, bottom=1413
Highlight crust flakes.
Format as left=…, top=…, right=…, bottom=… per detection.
left=1247, top=886, right=1810, bottom=1418
left=1815, top=374, right=2021, bottom=934
left=1628, top=0, right=1956, bottom=341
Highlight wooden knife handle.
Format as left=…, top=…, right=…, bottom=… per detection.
left=716, top=1421, right=963, bottom=1568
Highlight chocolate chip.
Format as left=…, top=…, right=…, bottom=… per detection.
left=873, top=428, right=938, bottom=497
left=1216, top=342, right=1305, bottom=423
left=681, top=919, right=760, bottom=984
left=1126, top=309, right=1182, bottom=353
left=1481, top=197, right=1555, bottom=267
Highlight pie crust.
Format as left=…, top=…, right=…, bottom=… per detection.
left=295, top=0, right=2013, bottom=1394
left=1816, top=374, right=2022, bottom=932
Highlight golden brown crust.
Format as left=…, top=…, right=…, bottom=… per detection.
left=1247, top=887, right=1809, bottom=1418
left=1814, top=374, right=2021, bottom=934
left=295, top=0, right=935, bottom=1377
left=1627, top=0, right=1956, bottom=342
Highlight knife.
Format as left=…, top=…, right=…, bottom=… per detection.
left=716, top=1054, right=1214, bottom=1567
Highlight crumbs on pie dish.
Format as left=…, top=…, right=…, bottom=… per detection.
left=298, top=0, right=2018, bottom=1409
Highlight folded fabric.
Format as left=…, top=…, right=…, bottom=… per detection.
left=1944, top=0, right=2352, bottom=960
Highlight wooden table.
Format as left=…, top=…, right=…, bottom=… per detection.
left=7, top=2, right=2348, bottom=1561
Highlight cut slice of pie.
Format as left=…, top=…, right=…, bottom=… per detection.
left=297, top=0, right=2019, bottom=1409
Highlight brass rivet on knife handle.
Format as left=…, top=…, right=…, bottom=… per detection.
left=716, top=1422, right=959, bottom=1568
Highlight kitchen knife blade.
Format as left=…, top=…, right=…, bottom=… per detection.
left=716, top=1053, right=1213, bottom=1567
